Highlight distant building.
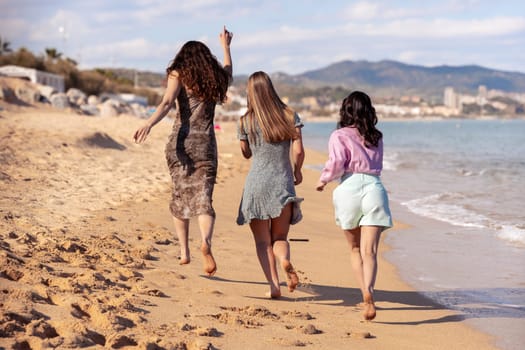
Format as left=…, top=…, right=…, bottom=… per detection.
left=119, top=93, right=148, bottom=106
left=301, top=96, right=320, bottom=110
left=444, top=87, right=458, bottom=109
left=0, top=65, right=65, bottom=92
left=477, top=85, right=487, bottom=104
left=478, top=85, right=487, bottom=98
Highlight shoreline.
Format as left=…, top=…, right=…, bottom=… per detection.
left=301, top=115, right=525, bottom=123
left=302, top=124, right=525, bottom=350
left=0, top=106, right=500, bottom=349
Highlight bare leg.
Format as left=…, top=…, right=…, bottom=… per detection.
left=271, top=203, right=298, bottom=292
left=173, top=216, right=190, bottom=264
left=198, top=214, right=217, bottom=276
left=250, top=219, right=281, bottom=298
left=344, top=227, right=365, bottom=293
left=360, top=225, right=382, bottom=320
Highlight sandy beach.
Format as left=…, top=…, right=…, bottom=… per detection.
left=0, top=95, right=500, bottom=349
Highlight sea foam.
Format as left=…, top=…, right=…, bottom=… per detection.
left=403, top=193, right=525, bottom=246
left=402, top=193, right=488, bottom=228
left=497, top=225, right=525, bottom=246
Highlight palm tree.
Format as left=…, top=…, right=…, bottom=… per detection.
left=0, top=36, right=13, bottom=55
left=45, top=47, right=62, bottom=61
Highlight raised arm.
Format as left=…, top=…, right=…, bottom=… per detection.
left=219, top=26, right=233, bottom=78
left=133, top=72, right=182, bottom=143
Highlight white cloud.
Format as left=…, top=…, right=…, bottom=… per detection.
left=344, top=1, right=379, bottom=20
left=397, top=50, right=423, bottom=63
left=79, top=37, right=175, bottom=69
left=342, top=16, right=525, bottom=38
left=97, top=0, right=234, bottom=24
left=235, top=25, right=337, bottom=48
left=2, top=0, right=524, bottom=74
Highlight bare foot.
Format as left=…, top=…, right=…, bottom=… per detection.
left=200, top=243, right=217, bottom=276
left=179, top=256, right=190, bottom=265
left=363, top=293, right=376, bottom=321
left=282, top=260, right=299, bottom=292
left=266, top=289, right=282, bottom=299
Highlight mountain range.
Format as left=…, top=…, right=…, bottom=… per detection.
left=117, top=59, right=525, bottom=103
left=249, top=60, right=525, bottom=102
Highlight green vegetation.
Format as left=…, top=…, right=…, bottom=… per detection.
left=0, top=39, right=162, bottom=105
left=0, top=36, right=12, bottom=55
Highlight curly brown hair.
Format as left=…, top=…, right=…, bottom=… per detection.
left=166, top=41, right=230, bottom=103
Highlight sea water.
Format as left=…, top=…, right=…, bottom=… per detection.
left=302, top=118, right=525, bottom=350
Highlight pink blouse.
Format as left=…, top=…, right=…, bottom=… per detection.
left=319, top=127, right=383, bottom=184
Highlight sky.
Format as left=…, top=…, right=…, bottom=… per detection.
left=1, top=0, right=525, bottom=76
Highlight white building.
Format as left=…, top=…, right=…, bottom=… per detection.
left=444, top=87, right=459, bottom=109
left=0, top=65, right=65, bottom=92
left=119, top=93, right=148, bottom=106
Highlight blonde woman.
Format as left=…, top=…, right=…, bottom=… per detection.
left=134, top=27, right=233, bottom=276
left=237, top=71, right=305, bottom=299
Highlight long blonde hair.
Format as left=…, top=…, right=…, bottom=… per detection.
left=240, top=71, right=298, bottom=143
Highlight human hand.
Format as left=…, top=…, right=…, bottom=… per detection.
left=315, top=181, right=326, bottom=192
left=133, top=124, right=151, bottom=144
left=220, top=25, right=233, bottom=47
left=294, top=169, right=303, bottom=185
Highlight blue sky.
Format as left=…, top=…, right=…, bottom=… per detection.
left=1, top=0, right=525, bottom=75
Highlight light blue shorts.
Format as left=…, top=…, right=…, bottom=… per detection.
left=332, top=173, right=393, bottom=230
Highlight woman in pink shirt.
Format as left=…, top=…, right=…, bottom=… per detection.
left=316, top=91, right=392, bottom=321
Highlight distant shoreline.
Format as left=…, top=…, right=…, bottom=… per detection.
left=302, top=115, right=525, bottom=123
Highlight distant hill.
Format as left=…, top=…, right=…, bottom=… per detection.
left=264, top=60, right=525, bottom=102
left=96, top=68, right=166, bottom=88
left=101, top=60, right=525, bottom=103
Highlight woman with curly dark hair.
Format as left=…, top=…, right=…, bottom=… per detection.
left=316, top=91, right=392, bottom=320
left=134, top=26, right=233, bottom=277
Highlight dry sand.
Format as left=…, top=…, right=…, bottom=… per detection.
left=0, top=95, right=500, bottom=349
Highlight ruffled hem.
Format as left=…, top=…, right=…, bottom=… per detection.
left=237, top=196, right=303, bottom=225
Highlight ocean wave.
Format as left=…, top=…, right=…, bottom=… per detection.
left=383, top=152, right=399, bottom=171
left=456, top=168, right=487, bottom=177
left=402, top=193, right=488, bottom=228
left=402, top=193, right=525, bottom=247
left=497, top=225, right=525, bottom=246
left=383, top=152, right=420, bottom=171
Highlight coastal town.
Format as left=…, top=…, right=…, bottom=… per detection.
left=219, top=83, right=525, bottom=121
left=1, top=63, right=524, bottom=121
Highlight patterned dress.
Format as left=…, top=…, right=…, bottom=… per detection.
left=165, top=88, right=217, bottom=219
left=236, top=113, right=303, bottom=225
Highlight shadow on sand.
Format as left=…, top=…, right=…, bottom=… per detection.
left=210, top=276, right=525, bottom=326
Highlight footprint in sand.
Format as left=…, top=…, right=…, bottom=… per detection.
left=71, top=303, right=91, bottom=320
left=106, top=334, right=138, bottom=348
left=272, top=337, right=312, bottom=347
left=194, top=327, right=222, bottom=337
left=209, top=311, right=263, bottom=328
left=52, top=320, right=107, bottom=347
left=25, top=319, right=59, bottom=339
left=298, top=324, right=323, bottom=335
left=209, top=305, right=280, bottom=329
left=282, top=310, right=315, bottom=320
left=346, top=330, right=373, bottom=339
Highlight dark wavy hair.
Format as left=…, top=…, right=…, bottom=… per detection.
left=166, top=41, right=230, bottom=103
left=338, top=91, right=382, bottom=148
